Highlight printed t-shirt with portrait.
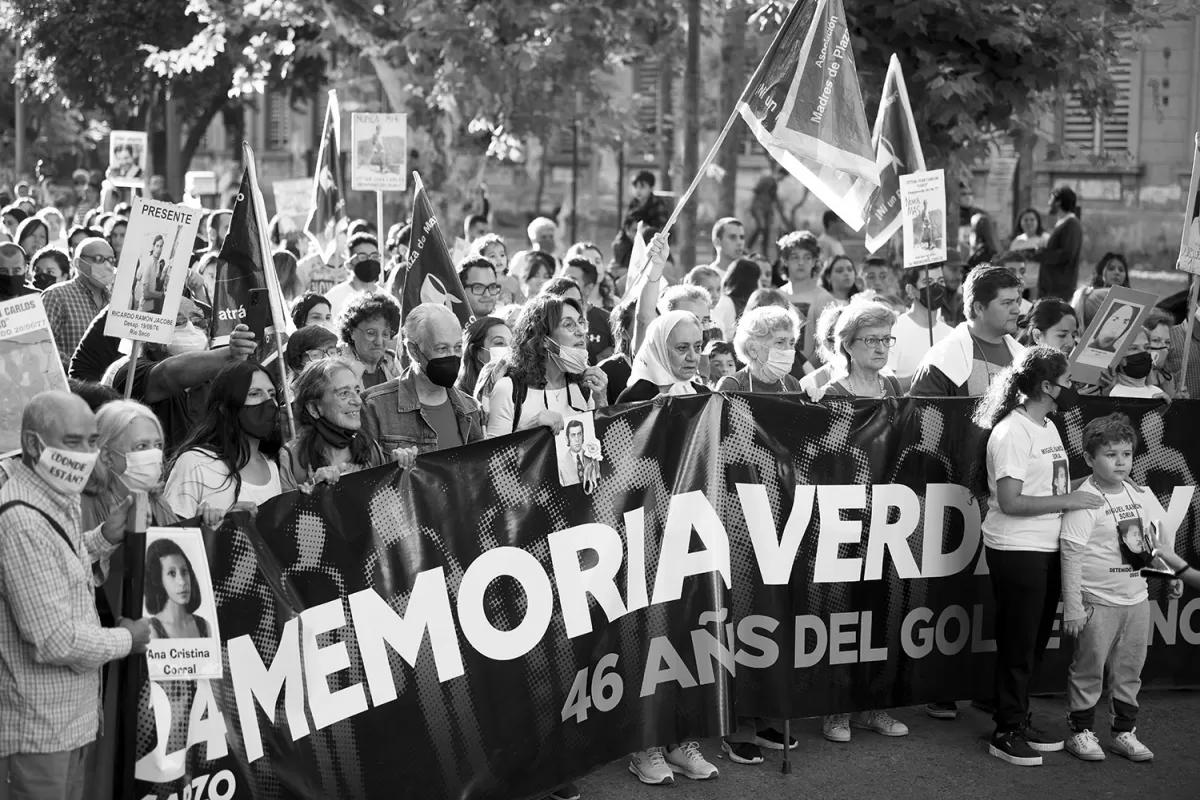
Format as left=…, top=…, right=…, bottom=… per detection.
left=1060, top=479, right=1164, bottom=606
left=966, top=336, right=1014, bottom=397
left=982, top=409, right=1069, bottom=552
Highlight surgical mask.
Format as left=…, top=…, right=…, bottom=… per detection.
left=87, top=262, right=116, bottom=289
left=353, top=259, right=381, bottom=283
left=32, top=272, right=57, bottom=291
left=760, top=347, right=795, bottom=381
left=239, top=400, right=278, bottom=440
left=545, top=337, right=590, bottom=374
left=35, top=437, right=98, bottom=496
left=118, top=448, right=163, bottom=492
left=1122, top=351, right=1153, bottom=380
left=487, top=346, right=510, bottom=364
left=1052, top=383, right=1080, bottom=412
left=167, top=322, right=209, bottom=356
left=921, top=284, right=947, bottom=311
left=0, top=274, right=26, bottom=295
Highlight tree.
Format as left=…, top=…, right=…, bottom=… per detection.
left=717, top=0, right=752, bottom=218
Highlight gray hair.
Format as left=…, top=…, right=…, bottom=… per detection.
left=21, top=391, right=90, bottom=461
left=833, top=298, right=898, bottom=369
left=402, top=302, right=460, bottom=351
left=527, top=216, right=557, bottom=239
left=660, top=284, right=712, bottom=314
left=91, top=400, right=163, bottom=491
left=733, top=306, right=800, bottom=363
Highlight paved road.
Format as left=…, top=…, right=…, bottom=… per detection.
left=576, top=690, right=1200, bottom=800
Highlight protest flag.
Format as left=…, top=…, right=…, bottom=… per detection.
left=392, top=172, right=473, bottom=326
left=864, top=55, right=926, bottom=254
left=304, top=90, right=346, bottom=262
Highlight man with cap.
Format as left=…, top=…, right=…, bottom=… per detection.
left=0, top=242, right=38, bottom=302
left=42, top=238, right=116, bottom=366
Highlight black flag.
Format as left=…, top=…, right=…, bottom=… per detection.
left=391, top=173, right=473, bottom=325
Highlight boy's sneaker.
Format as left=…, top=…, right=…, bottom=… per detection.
left=1065, top=729, right=1105, bottom=761
left=1110, top=729, right=1154, bottom=762
left=989, top=730, right=1043, bottom=766
left=752, top=727, right=798, bottom=750
left=822, top=714, right=851, bottom=743
left=924, top=702, right=959, bottom=720
left=665, top=742, right=718, bottom=780
left=851, top=709, right=909, bottom=737
left=628, top=748, right=673, bottom=785
left=547, top=783, right=581, bottom=800
left=1019, top=715, right=1064, bottom=752
left=721, top=740, right=764, bottom=765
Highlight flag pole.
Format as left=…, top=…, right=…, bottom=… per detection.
left=924, top=263, right=934, bottom=348
left=123, top=341, right=141, bottom=400
left=1178, top=273, right=1199, bottom=395
left=376, top=190, right=385, bottom=244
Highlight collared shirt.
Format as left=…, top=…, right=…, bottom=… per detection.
left=0, top=461, right=131, bottom=757
left=361, top=368, right=486, bottom=455
left=41, top=278, right=106, bottom=366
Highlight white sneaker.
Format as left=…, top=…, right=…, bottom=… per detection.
left=823, top=713, right=851, bottom=743
left=851, top=709, right=909, bottom=737
left=1065, top=729, right=1105, bottom=761
left=628, top=747, right=674, bottom=785
left=665, top=742, right=718, bottom=780
left=1110, top=729, right=1154, bottom=762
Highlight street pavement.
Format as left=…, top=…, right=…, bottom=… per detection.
left=576, top=690, right=1200, bottom=800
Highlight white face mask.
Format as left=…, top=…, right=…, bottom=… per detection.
left=488, top=346, right=510, bottom=364
left=88, top=262, right=116, bottom=289
left=760, top=347, right=795, bottom=381
left=35, top=437, right=98, bottom=496
left=167, top=322, right=209, bottom=355
left=118, top=448, right=163, bottom=492
left=546, top=338, right=590, bottom=374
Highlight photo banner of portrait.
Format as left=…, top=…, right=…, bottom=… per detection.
left=1177, top=135, right=1200, bottom=275
left=899, top=168, right=947, bottom=268
left=0, top=295, right=68, bottom=456
left=142, top=527, right=223, bottom=681
left=108, top=130, right=149, bottom=190
left=1068, top=285, right=1159, bottom=385
left=350, top=113, right=408, bottom=192
left=556, top=412, right=605, bottom=494
left=104, top=198, right=203, bottom=344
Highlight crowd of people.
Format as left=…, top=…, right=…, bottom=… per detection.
left=0, top=172, right=1196, bottom=800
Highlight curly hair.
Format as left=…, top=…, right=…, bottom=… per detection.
left=338, top=292, right=401, bottom=350
left=734, top=305, right=800, bottom=364
left=508, top=294, right=585, bottom=389
left=145, top=538, right=202, bottom=614
left=972, top=345, right=1068, bottom=431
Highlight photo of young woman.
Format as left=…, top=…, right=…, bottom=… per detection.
left=144, top=536, right=211, bottom=640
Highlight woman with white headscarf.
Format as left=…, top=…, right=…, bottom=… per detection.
left=616, top=309, right=710, bottom=403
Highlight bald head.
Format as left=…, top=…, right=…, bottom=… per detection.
left=22, top=390, right=98, bottom=463
left=0, top=242, right=27, bottom=276
left=73, top=237, right=116, bottom=289
left=73, top=236, right=112, bottom=263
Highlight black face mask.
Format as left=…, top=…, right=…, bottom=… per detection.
left=1053, top=384, right=1080, bottom=412
left=32, top=272, right=56, bottom=291
left=418, top=351, right=461, bottom=389
left=0, top=274, right=26, bottom=295
left=238, top=400, right=278, bottom=440
left=1122, top=351, right=1153, bottom=380
left=313, top=415, right=357, bottom=449
left=921, top=284, right=947, bottom=311
left=353, top=259, right=381, bottom=283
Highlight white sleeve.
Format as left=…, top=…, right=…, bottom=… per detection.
left=989, top=421, right=1032, bottom=482
left=1059, top=505, right=1097, bottom=548
left=486, top=378, right=516, bottom=438
left=163, top=451, right=224, bottom=519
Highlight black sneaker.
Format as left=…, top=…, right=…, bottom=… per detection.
left=989, top=731, right=1043, bottom=766
left=547, top=783, right=580, bottom=800
left=1019, top=717, right=1064, bottom=752
left=924, top=701, right=958, bottom=720
left=753, top=727, right=798, bottom=751
left=721, top=740, right=764, bottom=765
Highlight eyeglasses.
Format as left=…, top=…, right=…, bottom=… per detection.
left=80, top=253, right=117, bottom=266
left=354, top=326, right=394, bottom=342
left=305, top=347, right=340, bottom=362
left=349, top=252, right=382, bottom=263
left=465, top=282, right=502, bottom=297
left=558, top=318, right=589, bottom=335
left=854, top=335, right=897, bottom=349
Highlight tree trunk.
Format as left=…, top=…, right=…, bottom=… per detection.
left=717, top=2, right=748, bottom=218
left=1013, top=129, right=1036, bottom=230
left=178, top=93, right=225, bottom=179
left=944, top=150, right=961, bottom=255
left=678, top=0, right=702, bottom=280
left=655, top=53, right=675, bottom=191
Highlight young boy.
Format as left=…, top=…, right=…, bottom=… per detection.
left=704, top=340, right=738, bottom=386
left=1060, top=413, right=1163, bottom=762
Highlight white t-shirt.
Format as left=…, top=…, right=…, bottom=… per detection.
left=888, top=312, right=953, bottom=381
left=486, top=377, right=595, bottom=438
left=1061, top=479, right=1163, bottom=606
left=982, top=410, right=1070, bottom=552
left=713, top=295, right=737, bottom=341
left=164, top=448, right=282, bottom=519
left=1109, top=383, right=1166, bottom=399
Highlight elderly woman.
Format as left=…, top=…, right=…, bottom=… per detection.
left=823, top=299, right=903, bottom=398
left=618, top=310, right=709, bottom=402
left=30, top=245, right=70, bottom=289
left=717, top=306, right=803, bottom=393
left=744, top=288, right=814, bottom=378
left=339, top=291, right=402, bottom=390
left=284, top=325, right=340, bottom=388
left=279, top=359, right=386, bottom=492
left=487, top=295, right=608, bottom=436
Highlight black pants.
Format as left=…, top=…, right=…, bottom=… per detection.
left=987, top=547, right=1061, bottom=733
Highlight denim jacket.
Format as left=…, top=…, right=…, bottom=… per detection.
left=361, top=367, right=486, bottom=455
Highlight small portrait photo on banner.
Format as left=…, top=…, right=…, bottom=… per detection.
left=557, top=412, right=603, bottom=493
left=350, top=112, right=408, bottom=192
left=107, top=131, right=149, bottom=189
left=1051, top=459, right=1069, bottom=496
left=0, top=295, right=68, bottom=456
left=143, top=528, right=223, bottom=681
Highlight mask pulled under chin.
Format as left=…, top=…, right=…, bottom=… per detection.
left=545, top=338, right=590, bottom=374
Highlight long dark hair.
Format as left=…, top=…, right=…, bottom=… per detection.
left=972, top=346, right=1068, bottom=431
left=1089, top=252, right=1130, bottom=289
left=722, top=258, right=761, bottom=318
left=820, top=254, right=861, bottom=300
left=145, top=538, right=201, bottom=614
left=457, top=315, right=504, bottom=397
left=1018, top=299, right=1076, bottom=347
left=273, top=250, right=303, bottom=301
left=1013, top=207, right=1044, bottom=239
left=610, top=299, right=637, bottom=360
left=291, top=359, right=377, bottom=471
left=167, top=361, right=282, bottom=501
left=507, top=294, right=584, bottom=389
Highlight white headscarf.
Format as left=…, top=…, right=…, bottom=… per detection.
left=630, top=310, right=702, bottom=396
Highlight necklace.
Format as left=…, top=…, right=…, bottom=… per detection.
left=846, top=370, right=885, bottom=397
left=1095, top=477, right=1136, bottom=522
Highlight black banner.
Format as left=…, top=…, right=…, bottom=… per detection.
left=130, top=397, right=1200, bottom=800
